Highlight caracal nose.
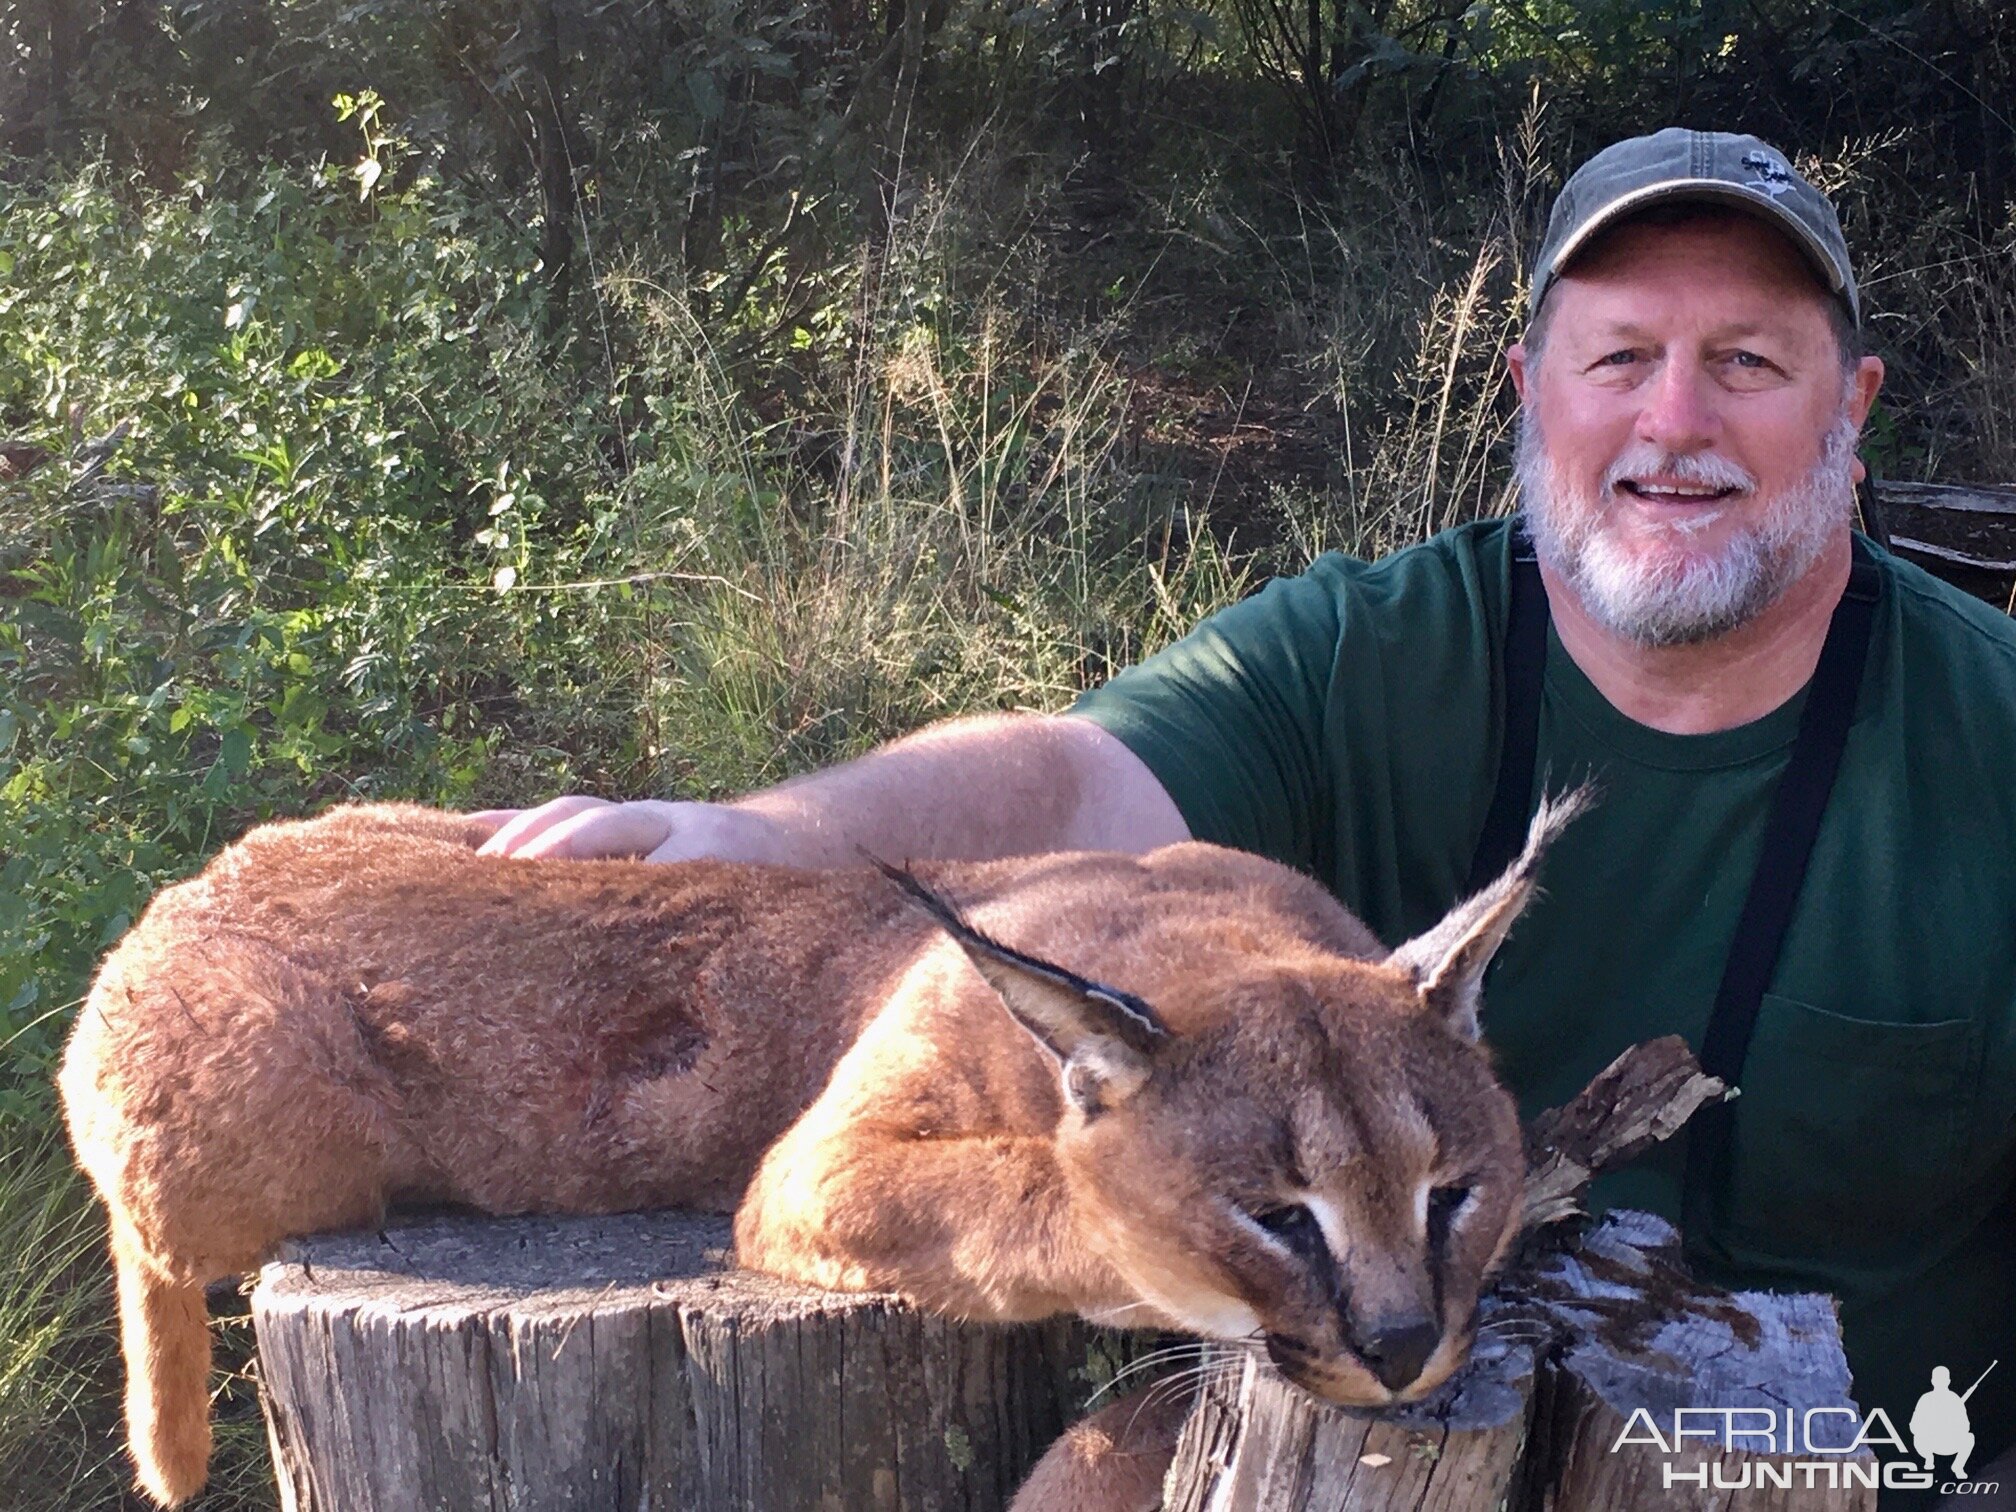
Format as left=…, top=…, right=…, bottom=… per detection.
left=1354, top=1316, right=1441, bottom=1393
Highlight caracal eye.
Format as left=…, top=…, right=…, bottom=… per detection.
left=1250, top=1203, right=1321, bottom=1247
left=1426, top=1183, right=1473, bottom=1250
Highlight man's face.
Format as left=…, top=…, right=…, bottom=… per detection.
left=1506, top=214, right=1884, bottom=647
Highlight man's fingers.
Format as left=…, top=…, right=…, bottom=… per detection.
left=476, top=795, right=613, bottom=856
left=509, top=801, right=677, bottom=860
left=463, top=809, right=521, bottom=836
left=474, top=797, right=780, bottom=864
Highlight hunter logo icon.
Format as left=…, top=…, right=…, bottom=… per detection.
left=1741, top=149, right=1796, bottom=197
left=1911, top=1361, right=1996, bottom=1479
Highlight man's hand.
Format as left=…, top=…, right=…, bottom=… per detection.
left=469, top=796, right=797, bottom=864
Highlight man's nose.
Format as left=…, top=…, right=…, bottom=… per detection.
left=1635, top=358, right=1720, bottom=455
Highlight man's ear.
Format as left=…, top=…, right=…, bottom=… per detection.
left=1506, top=340, right=1533, bottom=405
left=873, top=860, right=1168, bottom=1114
left=1387, top=786, right=1593, bottom=1041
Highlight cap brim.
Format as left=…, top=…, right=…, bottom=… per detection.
left=1546, top=178, right=1849, bottom=298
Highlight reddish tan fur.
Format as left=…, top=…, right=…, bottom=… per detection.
left=1008, top=1378, right=1198, bottom=1512
left=60, top=799, right=1562, bottom=1506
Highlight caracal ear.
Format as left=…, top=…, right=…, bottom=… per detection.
left=1388, top=786, right=1595, bottom=1041
left=873, top=860, right=1168, bottom=1114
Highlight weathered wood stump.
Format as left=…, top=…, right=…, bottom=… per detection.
left=1162, top=1298, right=1541, bottom=1511
left=253, top=1211, right=1136, bottom=1511
left=1163, top=1210, right=1872, bottom=1511
left=1160, top=1040, right=1877, bottom=1511
left=1526, top=1212, right=1871, bottom=1510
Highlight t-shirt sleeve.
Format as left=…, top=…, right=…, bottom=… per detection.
left=1068, top=564, right=1346, bottom=874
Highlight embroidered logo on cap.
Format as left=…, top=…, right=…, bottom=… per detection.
left=1741, top=149, right=1796, bottom=198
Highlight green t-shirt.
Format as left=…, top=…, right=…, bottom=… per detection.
left=1071, top=516, right=2016, bottom=1469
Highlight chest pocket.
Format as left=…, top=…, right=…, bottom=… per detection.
left=1719, top=993, right=1979, bottom=1279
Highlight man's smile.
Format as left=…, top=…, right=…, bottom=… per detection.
left=1616, top=477, right=1744, bottom=503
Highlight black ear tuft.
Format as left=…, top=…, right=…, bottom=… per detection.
left=869, top=856, right=1168, bottom=1054
left=1389, top=784, right=1594, bottom=1040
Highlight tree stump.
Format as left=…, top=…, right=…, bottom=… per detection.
left=1162, top=1300, right=1541, bottom=1511
left=1162, top=1210, right=1873, bottom=1511
left=1159, top=1040, right=1878, bottom=1512
left=1524, top=1211, right=1871, bottom=1510
left=252, top=1211, right=1135, bottom=1511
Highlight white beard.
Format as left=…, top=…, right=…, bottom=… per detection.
left=1515, top=411, right=1860, bottom=648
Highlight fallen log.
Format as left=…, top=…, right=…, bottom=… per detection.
left=1873, top=478, right=2016, bottom=604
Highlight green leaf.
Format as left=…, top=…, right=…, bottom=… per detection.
left=688, top=71, right=724, bottom=122
left=279, top=684, right=325, bottom=729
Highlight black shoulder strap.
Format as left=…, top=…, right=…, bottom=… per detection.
left=1683, top=548, right=1882, bottom=1224
left=1466, top=525, right=1884, bottom=1236
left=1465, top=519, right=1548, bottom=895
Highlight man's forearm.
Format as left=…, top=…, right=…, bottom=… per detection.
left=729, top=713, right=1188, bottom=866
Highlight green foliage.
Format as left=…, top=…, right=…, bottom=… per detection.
left=0, top=1129, right=108, bottom=1499
left=0, top=149, right=571, bottom=1102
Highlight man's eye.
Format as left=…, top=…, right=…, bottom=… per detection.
left=1729, top=350, right=1773, bottom=370
left=1595, top=350, right=1638, bottom=367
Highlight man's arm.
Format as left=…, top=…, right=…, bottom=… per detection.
left=470, top=714, right=1190, bottom=864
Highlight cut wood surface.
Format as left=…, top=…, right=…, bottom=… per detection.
left=1161, top=1301, right=1540, bottom=1512
left=1529, top=1212, right=1870, bottom=1512
left=253, top=1211, right=1136, bottom=1512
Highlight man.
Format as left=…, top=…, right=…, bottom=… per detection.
left=476, top=130, right=2016, bottom=1495
left=1913, top=1366, right=1980, bottom=1480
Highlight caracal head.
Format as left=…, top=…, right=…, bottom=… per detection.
left=887, top=789, right=1586, bottom=1407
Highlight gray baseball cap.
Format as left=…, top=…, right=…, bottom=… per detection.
left=1531, top=128, right=1859, bottom=325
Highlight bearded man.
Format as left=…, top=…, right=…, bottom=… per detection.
left=477, top=130, right=2016, bottom=1494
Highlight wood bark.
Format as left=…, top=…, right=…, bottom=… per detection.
left=1162, top=1298, right=1538, bottom=1511
left=526, top=0, right=576, bottom=318
left=253, top=1210, right=1137, bottom=1511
